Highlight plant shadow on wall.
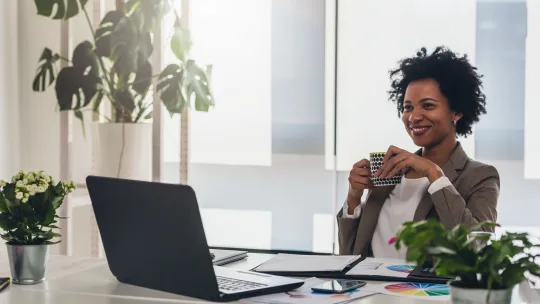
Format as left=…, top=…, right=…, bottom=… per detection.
left=31, top=0, right=215, bottom=178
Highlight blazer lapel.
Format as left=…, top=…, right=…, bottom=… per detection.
left=353, top=185, right=394, bottom=255
left=413, top=142, right=468, bottom=221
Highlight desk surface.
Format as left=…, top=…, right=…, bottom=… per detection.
left=0, top=252, right=535, bottom=303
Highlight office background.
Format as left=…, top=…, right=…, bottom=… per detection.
left=0, top=0, right=538, bottom=256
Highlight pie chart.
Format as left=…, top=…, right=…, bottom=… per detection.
left=386, top=264, right=415, bottom=273
left=384, top=283, right=449, bottom=297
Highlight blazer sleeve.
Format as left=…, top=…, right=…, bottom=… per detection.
left=336, top=202, right=361, bottom=255
left=429, top=165, right=500, bottom=232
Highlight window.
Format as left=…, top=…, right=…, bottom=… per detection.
left=163, top=0, right=332, bottom=252
left=160, top=0, right=540, bottom=253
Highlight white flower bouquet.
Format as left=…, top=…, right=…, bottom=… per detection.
left=0, top=170, right=76, bottom=245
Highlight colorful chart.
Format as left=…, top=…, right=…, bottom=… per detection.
left=384, top=283, right=449, bottom=297
left=386, top=264, right=415, bottom=273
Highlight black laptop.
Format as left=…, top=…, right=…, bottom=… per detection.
left=86, top=175, right=304, bottom=302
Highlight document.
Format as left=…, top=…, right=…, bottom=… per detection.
left=345, top=257, right=416, bottom=278
left=254, top=254, right=362, bottom=273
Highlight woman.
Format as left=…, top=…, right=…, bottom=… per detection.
left=337, top=47, right=499, bottom=258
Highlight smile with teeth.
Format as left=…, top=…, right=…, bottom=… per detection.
left=410, top=126, right=431, bottom=135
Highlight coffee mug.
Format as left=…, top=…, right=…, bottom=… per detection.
left=369, top=152, right=402, bottom=186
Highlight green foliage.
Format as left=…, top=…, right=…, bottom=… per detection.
left=33, top=0, right=214, bottom=125
left=0, top=171, right=76, bottom=245
left=35, top=0, right=89, bottom=20
left=394, top=219, right=540, bottom=290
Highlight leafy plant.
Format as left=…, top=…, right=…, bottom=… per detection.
left=32, top=0, right=214, bottom=127
left=392, top=220, right=540, bottom=291
left=0, top=171, right=76, bottom=245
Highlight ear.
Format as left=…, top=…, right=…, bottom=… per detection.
left=453, top=112, right=463, bottom=123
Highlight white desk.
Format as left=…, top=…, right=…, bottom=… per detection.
left=0, top=252, right=535, bottom=303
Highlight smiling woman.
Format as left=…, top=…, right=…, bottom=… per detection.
left=337, top=46, right=500, bottom=259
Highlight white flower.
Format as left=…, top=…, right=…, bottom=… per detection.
left=15, top=192, right=23, bottom=200
left=37, top=186, right=47, bottom=193
left=15, top=181, right=23, bottom=188
left=22, top=179, right=28, bottom=185
left=21, top=197, right=28, bottom=203
left=0, top=180, right=5, bottom=188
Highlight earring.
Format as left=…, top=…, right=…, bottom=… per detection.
left=453, top=120, right=457, bottom=126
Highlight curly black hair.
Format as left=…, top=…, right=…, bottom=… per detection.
left=388, top=46, right=487, bottom=137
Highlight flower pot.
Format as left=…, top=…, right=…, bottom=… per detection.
left=6, top=243, right=50, bottom=284
left=449, top=281, right=513, bottom=304
left=93, top=123, right=152, bottom=181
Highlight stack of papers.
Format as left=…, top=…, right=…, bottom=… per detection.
left=254, top=254, right=362, bottom=273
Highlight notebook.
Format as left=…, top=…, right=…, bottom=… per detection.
left=252, top=254, right=362, bottom=276
left=210, top=249, right=248, bottom=266
left=254, top=255, right=451, bottom=284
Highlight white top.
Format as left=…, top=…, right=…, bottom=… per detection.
left=342, top=176, right=452, bottom=259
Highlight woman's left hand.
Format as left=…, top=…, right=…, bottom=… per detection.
left=374, top=145, right=444, bottom=183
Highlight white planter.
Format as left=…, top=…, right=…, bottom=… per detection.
left=450, top=282, right=513, bottom=304
left=92, top=123, right=152, bottom=181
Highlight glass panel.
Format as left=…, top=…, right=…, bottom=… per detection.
left=163, top=0, right=332, bottom=252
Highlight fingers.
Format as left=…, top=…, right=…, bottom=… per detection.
left=348, top=174, right=372, bottom=192
left=350, top=159, right=372, bottom=193
left=385, top=158, right=410, bottom=178
left=353, top=159, right=370, bottom=169
left=376, top=153, right=408, bottom=178
left=351, top=167, right=371, bottom=177
left=382, top=145, right=403, bottom=164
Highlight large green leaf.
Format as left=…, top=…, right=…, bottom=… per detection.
left=157, top=64, right=186, bottom=114
left=72, top=41, right=99, bottom=75
left=170, top=19, right=192, bottom=62
left=55, top=41, right=100, bottom=111
left=33, top=48, right=60, bottom=92
left=185, top=60, right=214, bottom=111
left=35, top=0, right=89, bottom=20
left=133, top=60, right=152, bottom=95
left=109, top=17, right=152, bottom=78
left=55, top=68, right=100, bottom=110
left=95, top=11, right=125, bottom=58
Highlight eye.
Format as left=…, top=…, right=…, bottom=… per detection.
left=403, top=104, right=413, bottom=112
left=423, top=103, right=435, bottom=109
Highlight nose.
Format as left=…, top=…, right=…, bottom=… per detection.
left=408, top=108, right=424, bottom=123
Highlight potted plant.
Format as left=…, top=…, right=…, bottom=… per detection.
left=32, top=0, right=214, bottom=181
left=0, top=170, right=76, bottom=284
left=392, top=220, right=540, bottom=303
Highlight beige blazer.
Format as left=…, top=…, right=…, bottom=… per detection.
left=337, top=142, right=500, bottom=257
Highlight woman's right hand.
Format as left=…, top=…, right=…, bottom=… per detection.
left=347, top=159, right=373, bottom=212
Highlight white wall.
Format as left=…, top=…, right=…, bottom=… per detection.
left=0, top=1, right=20, bottom=180
left=17, top=1, right=61, bottom=178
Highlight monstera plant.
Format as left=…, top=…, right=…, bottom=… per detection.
left=32, top=0, right=214, bottom=127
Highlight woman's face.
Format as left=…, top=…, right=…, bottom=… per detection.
left=401, top=78, right=462, bottom=148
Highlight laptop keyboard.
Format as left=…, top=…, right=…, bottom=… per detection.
left=217, top=276, right=267, bottom=292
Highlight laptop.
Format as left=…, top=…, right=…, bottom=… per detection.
left=86, top=175, right=304, bottom=302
